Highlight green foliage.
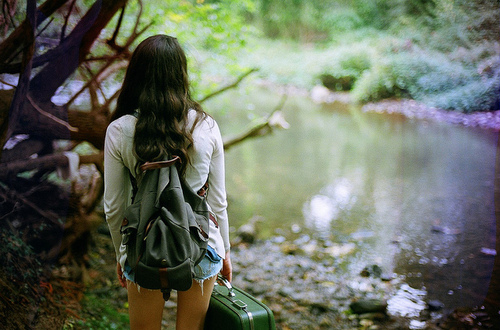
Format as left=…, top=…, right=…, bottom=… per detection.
left=244, top=0, right=500, bottom=112
left=337, top=50, right=371, bottom=76
left=87, top=0, right=258, bottom=106
left=64, top=293, right=129, bottom=329
left=330, top=44, right=373, bottom=80
left=259, top=0, right=367, bottom=41
left=352, top=0, right=394, bottom=29
left=316, top=42, right=374, bottom=91
left=353, top=0, right=437, bottom=30
left=423, top=77, right=500, bottom=113
left=0, top=228, right=44, bottom=287
left=153, top=0, right=258, bottom=101
left=350, top=44, right=500, bottom=112
left=255, top=0, right=440, bottom=41
left=303, top=5, right=363, bottom=35
left=423, top=0, right=499, bottom=52
left=351, top=57, right=405, bottom=102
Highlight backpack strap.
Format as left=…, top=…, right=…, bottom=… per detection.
left=140, top=156, right=180, bottom=171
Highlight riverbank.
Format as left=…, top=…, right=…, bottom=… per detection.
left=250, top=80, right=500, bottom=132
left=310, top=84, right=500, bottom=132
left=44, top=213, right=497, bottom=329
left=362, top=99, right=500, bottom=132
left=230, top=238, right=403, bottom=329
left=229, top=236, right=498, bottom=330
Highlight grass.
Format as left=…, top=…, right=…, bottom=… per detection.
left=63, top=292, right=129, bottom=329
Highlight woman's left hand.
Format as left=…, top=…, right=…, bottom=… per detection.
left=221, top=251, right=232, bottom=282
left=116, top=262, right=127, bottom=288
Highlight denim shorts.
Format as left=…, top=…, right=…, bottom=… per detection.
left=123, top=245, right=222, bottom=284
left=194, top=245, right=223, bottom=281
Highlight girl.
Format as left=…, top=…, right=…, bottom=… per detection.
left=104, top=35, right=231, bottom=330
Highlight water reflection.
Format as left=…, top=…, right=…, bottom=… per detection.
left=302, top=178, right=355, bottom=237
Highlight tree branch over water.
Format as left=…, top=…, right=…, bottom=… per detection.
left=223, top=94, right=289, bottom=150
left=198, top=67, right=258, bottom=103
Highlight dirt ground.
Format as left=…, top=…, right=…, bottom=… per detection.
left=1, top=225, right=499, bottom=329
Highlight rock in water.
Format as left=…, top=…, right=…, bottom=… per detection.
left=234, top=216, right=263, bottom=244
left=350, top=299, right=388, bottom=314
left=427, top=300, right=445, bottom=311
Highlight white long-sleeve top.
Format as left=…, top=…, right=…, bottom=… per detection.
left=103, top=110, right=229, bottom=265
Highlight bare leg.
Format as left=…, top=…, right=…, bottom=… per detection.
left=176, top=276, right=217, bottom=330
left=127, top=282, right=165, bottom=330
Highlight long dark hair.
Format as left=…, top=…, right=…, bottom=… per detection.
left=111, top=35, right=206, bottom=175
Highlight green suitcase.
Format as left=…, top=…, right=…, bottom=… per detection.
left=204, top=277, right=276, bottom=330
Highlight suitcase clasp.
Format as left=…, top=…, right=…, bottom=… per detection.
left=232, top=299, right=247, bottom=309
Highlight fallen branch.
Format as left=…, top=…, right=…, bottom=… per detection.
left=60, top=0, right=77, bottom=41
left=66, top=59, right=128, bottom=108
left=0, top=184, right=62, bottom=227
left=27, top=94, right=79, bottom=132
left=0, top=151, right=103, bottom=181
left=0, top=78, right=16, bottom=88
left=223, top=94, right=289, bottom=150
left=1, top=138, right=45, bottom=163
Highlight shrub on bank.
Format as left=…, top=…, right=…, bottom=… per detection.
left=350, top=57, right=404, bottom=102
left=317, top=42, right=374, bottom=91
left=350, top=44, right=500, bottom=112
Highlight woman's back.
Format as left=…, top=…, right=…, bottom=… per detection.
left=104, top=34, right=232, bottom=330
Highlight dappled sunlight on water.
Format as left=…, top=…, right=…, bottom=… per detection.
left=387, top=284, right=427, bottom=318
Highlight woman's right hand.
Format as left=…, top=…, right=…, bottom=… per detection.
left=221, top=251, right=232, bottom=282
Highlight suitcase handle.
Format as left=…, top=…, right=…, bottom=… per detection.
left=216, top=275, right=236, bottom=297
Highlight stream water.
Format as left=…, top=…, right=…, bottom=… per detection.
left=209, top=87, right=498, bottom=317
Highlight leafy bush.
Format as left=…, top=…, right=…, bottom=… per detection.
left=318, top=43, right=374, bottom=91
left=351, top=46, right=500, bottom=112
left=423, top=74, right=500, bottom=113
left=338, top=47, right=372, bottom=77
left=351, top=57, right=405, bottom=102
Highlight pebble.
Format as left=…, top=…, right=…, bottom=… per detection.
left=231, top=238, right=398, bottom=329
left=230, top=233, right=467, bottom=329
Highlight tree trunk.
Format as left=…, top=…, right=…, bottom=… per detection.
left=0, top=0, right=127, bottom=285
left=1, top=0, right=127, bottom=150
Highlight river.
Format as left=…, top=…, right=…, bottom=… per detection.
left=208, top=86, right=498, bottom=317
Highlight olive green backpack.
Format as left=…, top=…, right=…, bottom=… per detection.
left=120, top=156, right=210, bottom=300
